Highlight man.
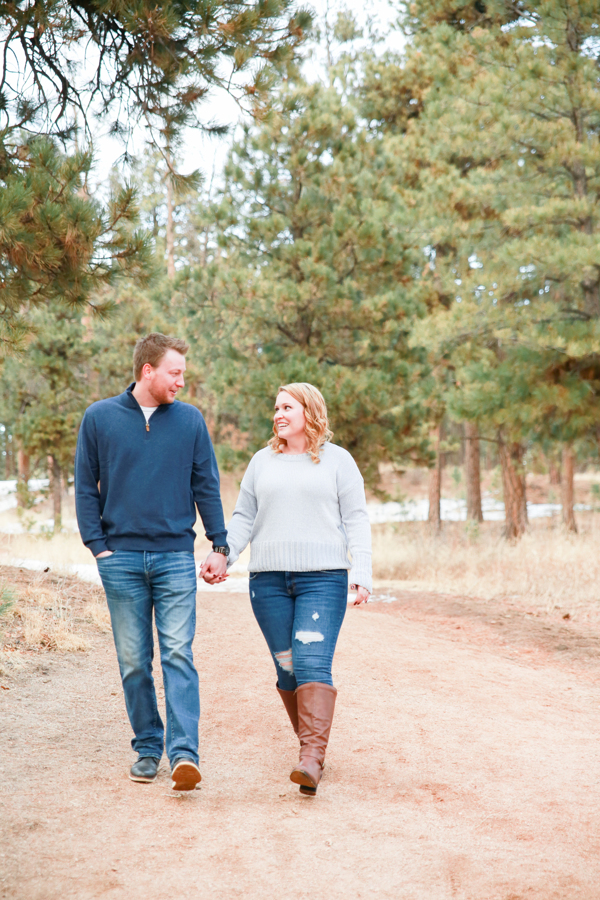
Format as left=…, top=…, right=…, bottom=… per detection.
left=75, top=333, right=228, bottom=790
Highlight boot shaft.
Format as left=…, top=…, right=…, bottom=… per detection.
left=296, top=682, right=337, bottom=763
left=276, top=684, right=299, bottom=736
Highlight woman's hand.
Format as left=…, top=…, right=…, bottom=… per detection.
left=350, top=584, right=370, bottom=606
left=200, top=552, right=229, bottom=585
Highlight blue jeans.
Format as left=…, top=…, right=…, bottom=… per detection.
left=96, top=550, right=199, bottom=766
left=249, top=570, right=348, bottom=690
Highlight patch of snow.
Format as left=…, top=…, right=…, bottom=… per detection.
left=0, top=479, right=49, bottom=513
left=366, top=497, right=592, bottom=524
left=0, top=518, right=80, bottom=535
left=368, top=593, right=399, bottom=603
left=0, top=555, right=252, bottom=592
left=197, top=577, right=250, bottom=593
left=0, top=557, right=102, bottom=585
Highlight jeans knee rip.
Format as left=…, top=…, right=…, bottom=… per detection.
left=274, top=648, right=294, bottom=673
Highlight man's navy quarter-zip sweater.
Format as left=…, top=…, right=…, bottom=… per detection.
left=75, top=384, right=227, bottom=557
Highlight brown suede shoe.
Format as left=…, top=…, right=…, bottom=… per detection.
left=171, top=758, right=202, bottom=791
left=290, top=682, right=337, bottom=796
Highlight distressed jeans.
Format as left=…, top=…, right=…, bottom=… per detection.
left=249, top=570, right=348, bottom=690
left=96, top=550, right=199, bottom=766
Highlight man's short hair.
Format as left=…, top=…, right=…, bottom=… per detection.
left=133, top=333, right=189, bottom=381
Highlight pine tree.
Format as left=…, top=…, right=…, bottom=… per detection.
left=0, top=136, right=150, bottom=353
left=0, top=1, right=311, bottom=349
left=86, top=285, right=166, bottom=402
left=0, top=303, right=96, bottom=530
left=381, top=0, right=600, bottom=536
left=174, top=79, right=430, bottom=485
left=128, top=146, right=204, bottom=277
left=0, top=0, right=311, bottom=138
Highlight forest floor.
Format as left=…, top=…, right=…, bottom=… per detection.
left=1, top=564, right=599, bottom=900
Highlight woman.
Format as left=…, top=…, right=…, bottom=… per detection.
left=215, top=382, right=372, bottom=795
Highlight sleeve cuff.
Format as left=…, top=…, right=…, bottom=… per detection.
left=87, top=539, right=108, bottom=557
left=226, top=547, right=240, bottom=568
left=349, top=563, right=372, bottom=594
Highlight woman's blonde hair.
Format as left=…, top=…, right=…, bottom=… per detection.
left=268, top=382, right=333, bottom=463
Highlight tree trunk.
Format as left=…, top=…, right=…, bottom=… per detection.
left=428, top=423, right=442, bottom=531
left=51, top=456, right=62, bottom=533
left=17, top=447, right=30, bottom=508
left=464, top=422, right=483, bottom=523
left=497, top=433, right=528, bottom=539
left=5, top=441, right=14, bottom=479
left=561, top=446, right=577, bottom=533
left=549, top=459, right=561, bottom=486
left=165, top=155, right=175, bottom=279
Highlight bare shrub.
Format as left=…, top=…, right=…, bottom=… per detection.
left=19, top=604, right=90, bottom=651
left=46, top=621, right=90, bottom=652
left=86, top=602, right=111, bottom=633
left=21, top=607, right=45, bottom=645
left=0, top=568, right=99, bottom=670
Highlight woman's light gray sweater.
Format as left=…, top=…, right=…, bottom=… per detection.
left=226, top=442, right=372, bottom=592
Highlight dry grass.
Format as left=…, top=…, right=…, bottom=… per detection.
left=372, top=516, right=600, bottom=616
left=0, top=649, right=25, bottom=677
left=0, top=530, right=92, bottom=568
left=0, top=568, right=107, bottom=677
left=20, top=607, right=90, bottom=651
left=86, top=601, right=112, bottom=633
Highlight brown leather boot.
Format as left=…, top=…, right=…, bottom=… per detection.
left=276, top=684, right=299, bottom=736
left=290, top=682, right=337, bottom=796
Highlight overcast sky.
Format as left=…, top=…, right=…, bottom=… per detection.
left=89, top=0, right=405, bottom=194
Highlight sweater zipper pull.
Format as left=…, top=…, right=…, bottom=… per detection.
left=146, top=422, right=150, bottom=432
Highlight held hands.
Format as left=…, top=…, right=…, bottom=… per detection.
left=350, top=583, right=370, bottom=606
left=200, top=552, right=229, bottom=585
left=96, top=550, right=113, bottom=559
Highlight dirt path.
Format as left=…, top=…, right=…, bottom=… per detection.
left=1, top=578, right=600, bottom=900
